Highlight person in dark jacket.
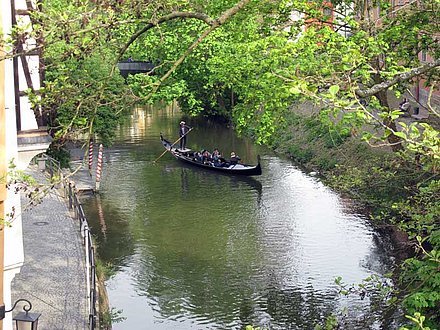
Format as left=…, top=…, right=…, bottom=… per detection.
left=179, top=121, right=191, bottom=150
left=229, top=152, right=241, bottom=166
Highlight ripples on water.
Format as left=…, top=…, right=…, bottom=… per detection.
left=81, top=108, right=397, bottom=329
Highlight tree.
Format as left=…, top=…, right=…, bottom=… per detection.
left=120, top=1, right=440, bottom=324
left=2, top=0, right=258, bottom=147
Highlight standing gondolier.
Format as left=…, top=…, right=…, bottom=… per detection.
left=179, top=121, right=191, bottom=150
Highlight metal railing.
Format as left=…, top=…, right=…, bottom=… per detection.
left=39, top=154, right=97, bottom=329
left=66, top=180, right=97, bottom=330
left=35, top=154, right=61, bottom=179
left=45, top=156, right=61, bottom=179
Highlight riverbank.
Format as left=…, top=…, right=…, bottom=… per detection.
left=269, top=110, right=440, bottom=327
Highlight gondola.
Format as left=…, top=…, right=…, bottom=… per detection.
left=160, top=134, right=262, bottom=176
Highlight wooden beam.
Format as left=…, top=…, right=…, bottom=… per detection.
left=19, top=89, right=40, bottom=97
left=10, top=0, right=21, bottom=131
left=19, top=53, right=34, bottom=93
left=15, top=9, right=31, bottom=15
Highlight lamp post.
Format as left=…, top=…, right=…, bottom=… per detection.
left=1, top=299, right=40, bottom=330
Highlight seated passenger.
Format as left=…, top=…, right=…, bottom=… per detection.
left=212, top=148, right=224, bottom=167
left=212, top=148, right=220, bottom=159
left=201, top=149, right=212, bottom=164
left=193, top=151, right=202, bottom=162
left=229, top=152, right=241, bottom=166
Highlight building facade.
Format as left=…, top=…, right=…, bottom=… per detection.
left=1, top=0, right=51, bottom=328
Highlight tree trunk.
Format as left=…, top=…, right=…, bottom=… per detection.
left=375, top=87, right=403, bottom=152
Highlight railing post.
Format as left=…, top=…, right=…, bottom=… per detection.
left=72, top=183, right=78, bottom=219
left=49, top=158, right=53, bottom=177
left=84, top=227, right=91, bottom=313
left=68, top=182, right=73, bottom=209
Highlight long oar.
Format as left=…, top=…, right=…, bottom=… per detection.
left=154, top=128, right=193, bottom=163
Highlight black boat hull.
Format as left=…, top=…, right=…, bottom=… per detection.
left=160, top=135, right=262, bottom=176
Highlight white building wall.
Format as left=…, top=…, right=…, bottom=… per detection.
left=16, top=0, right=40, bottom=131
left=1, top=0, right=32, bottom=327
left=18, top=55, right=40, bottom=131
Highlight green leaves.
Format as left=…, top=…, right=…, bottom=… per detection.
left=403, top=312, right=431, bottom=330
left=328, top=85, right=339, bottom=97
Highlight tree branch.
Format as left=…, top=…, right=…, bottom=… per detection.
left=143, top=0, right=251, bottom=100
left=356, top=57, right=440, bottom=98
left=117, top=11, right=212, bottom=61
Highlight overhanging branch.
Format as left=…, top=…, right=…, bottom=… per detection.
left=117, top=11, right=212, bottom=61
left=356, top=57, right=440, bottom=98
left=142, top=0, right=252, bottom=100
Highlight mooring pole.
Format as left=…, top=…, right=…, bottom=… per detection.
left=88, top=139, right=93, bottom=176
left=95, top=144, right=103, bottom=192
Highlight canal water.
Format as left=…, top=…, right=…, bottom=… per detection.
left=81, top=105, right=397, bottom=329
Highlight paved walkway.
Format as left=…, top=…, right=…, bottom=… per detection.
left=11, top=165, right=89, bottom=330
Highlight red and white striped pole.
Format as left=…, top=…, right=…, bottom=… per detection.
left=95, top=144, right=103, bottom=191
left=88, top=139, right=93, bottom=176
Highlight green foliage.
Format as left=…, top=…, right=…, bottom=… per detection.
left=21, top=0, right=148, bottom=147
left=335, top=273, right=395, bottom=308
left=245, top=326, right=268, bottom=330
left=316, top=156, right=338, bottom=171
left=272, top=113, right=355, bottom=171
left=2, top=160, right=52, bottom=225
left=276, top=110, right=439, bottom=328
left=398, top=122, right=440, bottom=174
left=100, top=307, right=126, bottom=327
left=287, top=143, right=314, bottom=163
left=314, top=314, right=338, bottom=330
left=328, top=150, right=440, bottom=328
left=40, top=48, right=132, bottom=146
left=399, top=233, right=440, bottom=327
left=306, top=115, right=351, bottom=148
left=401, top=312, right=432, bottom=330
left=95, top=258, right=117, bottom=280
left=393, top=180, right=440, bottom=238
left=46, top=144, right=70, bottom=169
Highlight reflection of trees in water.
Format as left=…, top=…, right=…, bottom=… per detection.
left=267, top=286, right=397, bottom=329
left=263, top=286, right=335, bottom=329
left=127, top=204, right=396, bottom=330
left=241, top=285, right=397, bottom=329
left=180, top=167, right=189, bottom=196
left=130, top=253, right=380, bottom=330
left=228, top=175, right=263, bottom=207
left=82, top=196, right=135, bottom=270
left=129, top=246, right=267, bottom=327
left=124, top=173, right=266, bottom=326
left=121, top=163, right=376, bottom=329
left=170, top=163, right=263, bottom=205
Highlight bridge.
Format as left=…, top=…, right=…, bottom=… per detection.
left=117, top=60, right=154, bottom=78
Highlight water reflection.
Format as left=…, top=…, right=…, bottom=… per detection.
left=165, top=163, right=263, bottom=205
left=81, top=106, right=397, bottom=329
left=84, top=195, right=135, bottom=270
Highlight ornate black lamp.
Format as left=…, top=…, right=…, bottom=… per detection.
left=2, top=298, right=41, bottom=330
